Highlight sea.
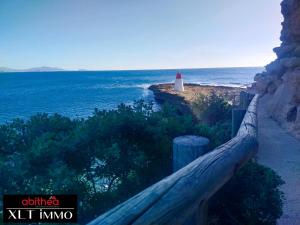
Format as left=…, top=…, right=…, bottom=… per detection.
left=0, top=67, right=263, bottom=124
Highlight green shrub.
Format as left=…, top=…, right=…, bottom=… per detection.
left=190, top=92, right=232, bottom=149
left=0, top=97, right=284, bottom=225
left=191, top=93, right=284, bottom=225
left=192, top=92, right=232, bottom=125
left=195, top=121, right=231, bottom=149
left=0, top=100, right=196, bottom=223
left=208, top=161, right=284, bottom=225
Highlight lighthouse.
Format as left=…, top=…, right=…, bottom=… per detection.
left=174, top=73, right=184, bottom=92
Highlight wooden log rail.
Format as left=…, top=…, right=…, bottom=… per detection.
left=88, top=94, right=259, bottom=225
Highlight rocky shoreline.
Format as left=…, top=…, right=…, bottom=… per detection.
left=149, top=83, right=244, bottom=116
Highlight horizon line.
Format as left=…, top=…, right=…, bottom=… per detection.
left=0, top=65, right=265, bottom=73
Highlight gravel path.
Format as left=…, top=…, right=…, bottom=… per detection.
left=257, top=95, right=300, bottom=225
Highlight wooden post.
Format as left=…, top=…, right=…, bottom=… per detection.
left=232, top=108, right=246, bottom=137
left=173, top=135, right=210, bottom=172
left=240, top=91, right=254, bottom=109
left=232, top=91, right=254, bottom=138
left=195, top=200, right=208, bottom=225
left=173, top=135, right=210, bottom=225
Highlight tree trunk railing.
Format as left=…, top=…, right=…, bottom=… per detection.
left=87, top=94, right=259, bottom=225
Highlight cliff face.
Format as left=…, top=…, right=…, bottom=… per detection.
left=253, top=0, right=300, bottom=137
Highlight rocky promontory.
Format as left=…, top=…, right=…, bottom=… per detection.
left=253, top=0, right=300, bottom=137
left=149, top=83, right=243, bottom=116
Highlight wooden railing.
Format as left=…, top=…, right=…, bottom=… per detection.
left=88, top=94, right=259, bottom=225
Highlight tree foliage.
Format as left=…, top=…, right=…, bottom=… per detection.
left=0, top=101, right=198, bottom=223
left=0, top=96, right=284, bottom=225
left=209, top=161, right=284, bottom=225
left=192, top=92, right=232, bottom=126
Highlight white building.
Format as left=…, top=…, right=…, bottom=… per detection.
left=174, top=73, right=184, bottom=92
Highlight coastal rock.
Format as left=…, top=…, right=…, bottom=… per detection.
left=253, top=0, right=300, bottom=138
left=149, top=83, right=243, bottom=117
left=267, top=82, right=278, bottom=94
left=274, top=44, right=297, bottom=58
left=266, top=60, right=284, bottom=74
left=149, top=84, right=193, bottom=116
left=280, top=57, right=300, bottom=68
left=280, top=0, right=300, bottom=42
left=293, top=45, right=300, bottom=56
left=254, top=72, right=274, bottom=94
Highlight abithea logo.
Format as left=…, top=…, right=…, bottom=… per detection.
left=3, top=195, right=77, bottom=223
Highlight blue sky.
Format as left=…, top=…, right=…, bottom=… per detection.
left=0, top=0, right=282, bottom=70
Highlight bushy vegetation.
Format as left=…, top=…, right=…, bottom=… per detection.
left=209, top=161, right=284, bottom=225
left=0, top=95, right=284, bottom=225
left=0, top=101, right=199, bottom=223
left=192, top=92, right=232, bottom=147
left=192, top=92, right=232, bottom=126
left=193, top=92, right=284, bottom=225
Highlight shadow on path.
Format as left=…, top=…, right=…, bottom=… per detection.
left=257, top=95, right=300, bottom=225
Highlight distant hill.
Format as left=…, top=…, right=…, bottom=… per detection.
left=0, top=66, right=64, bottom=72
left=24, top=67, right=64, bottom=72
left=0, top=67, right=15, bottom=72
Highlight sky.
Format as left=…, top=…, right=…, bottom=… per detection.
left=0, top=0, right=283, bottom=70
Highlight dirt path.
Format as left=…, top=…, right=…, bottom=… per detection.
left=257, top=95, right=300, bottom=225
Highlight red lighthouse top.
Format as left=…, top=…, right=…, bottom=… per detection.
left=176, top=73, right=182, bottom=79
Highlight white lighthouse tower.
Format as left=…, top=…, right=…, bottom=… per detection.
left=174, top=73, right=184, bottom=92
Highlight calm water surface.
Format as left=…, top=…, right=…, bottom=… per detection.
left=0, top=67, right=263, bottom=123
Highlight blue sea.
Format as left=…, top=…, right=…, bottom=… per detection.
left=0, top=67, right=263, bottom=123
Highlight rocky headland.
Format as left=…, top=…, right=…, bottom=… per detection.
left=149, top=83, right=243, bottom=116
left=253, top=0, right=300, bottom=138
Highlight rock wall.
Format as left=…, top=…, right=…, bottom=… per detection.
left=253, top=0, right=300, bottom=137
